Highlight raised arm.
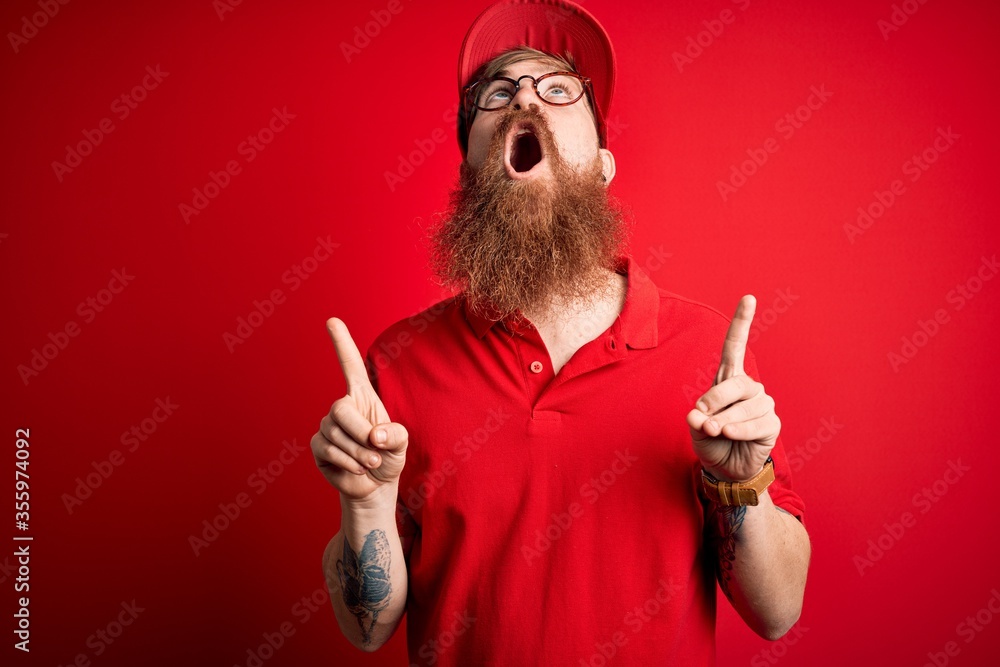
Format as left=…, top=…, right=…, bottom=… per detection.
left=686, top=296, right=810, bottom=639
left=313, top=318, right=410, bottom=650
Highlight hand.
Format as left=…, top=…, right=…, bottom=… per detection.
left=686, top=295, right=780, bottom=482
left=310, top=317, right=408, bottom=504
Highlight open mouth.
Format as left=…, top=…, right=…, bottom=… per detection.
left=507, top=124, right=544, bottom=175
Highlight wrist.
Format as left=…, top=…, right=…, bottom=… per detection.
left=340, top=485, right=399, bottom=550
left=341, top=482, right=399, bottom=516
left=702, top=460, right=766, bottom=484
left=701, top=457, right=774, bottom=507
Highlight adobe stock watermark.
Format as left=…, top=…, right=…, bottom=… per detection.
left=716, top=85, right=833, bottom=202
left=682, top=358, right=725, bottom=405
left=233, top=583, right=344, bottom=667
left=366, top=295, right=453, bottom=371
left=7, top=0, right=71, bottom=54
left=922, top=587, right=1000, bottom=667
left=750, top=625, right=809, bottom=666
left=385, top=102, right=459, bottom=192
left=187, top=438, right=307, bottom=556
left=12, top=545, right=30, bottom=652
left=844, top=126, right=959, bottom=243
left=748, top=287, right=799, bottom=345
left=887, top=253, right=996, bottom=373
left=603, top=115, right=629, bottom=144
left=521, top=449, right=638, bottom=566
left=213, top=0, right=246, bottom=20
left=672, top=0, right=752, bottom=73
left=340, top=0, right=409, bottom=63
left=401, top=406, right=511, bottom=512
left=179, top=106, right=296, bottom=224
left=555, top=246, right=671, bottom=346
left=679, top=287, right=799, bottom=404
left=61, top=397, right=179, bottom=514
left=548, top=244, right=671, bottom=347
left=786, top=417, right=843, bottom=474
left=580, top=577, right=681, bottom=667
left=54, top=599, right=145, bottom=667
left=878, top=0, right=933, bottom=41
left=51, top=65, right=169, bottom=183
left=409, top=610, right=476, bottom=667
left=17, top=268, right=135, bottom=385
left=853, top=458, right=970, bottom=576
left=222, top=236, right=339, bottom=352
left=638, top=244, right=673, bottom=276
left=0, top=556, right=15, bottom=586
left=544, top=0, right=591, bottom=27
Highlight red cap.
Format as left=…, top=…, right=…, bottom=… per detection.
left=456, top=0, right=616, bottom=156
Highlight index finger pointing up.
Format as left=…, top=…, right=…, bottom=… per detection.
left=326, top=317, right=371, bottom=391
left=715, top=295, right=756, bottom=384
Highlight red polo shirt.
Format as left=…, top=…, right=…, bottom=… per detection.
left=364, top=255, right=804, bottom=666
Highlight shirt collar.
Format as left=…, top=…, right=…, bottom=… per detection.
left=462, top=255, right=659, bottom=349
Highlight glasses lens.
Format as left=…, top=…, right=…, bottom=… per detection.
left=537, top=74, right=585, bottom=106
left=474, top=79, right=517, bottom=110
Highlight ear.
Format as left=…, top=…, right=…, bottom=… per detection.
left=599, top=148, right=616, bottom=186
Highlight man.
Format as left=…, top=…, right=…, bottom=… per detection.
left=313, top=1, right=810, bottom=664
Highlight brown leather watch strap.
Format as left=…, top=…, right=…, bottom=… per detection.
left=701, top=457, right=775, bottom=506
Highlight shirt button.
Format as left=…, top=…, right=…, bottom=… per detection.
left=529, top=360, right=543, bottom=373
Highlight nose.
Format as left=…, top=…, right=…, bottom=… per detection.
left=510, top=81, right=538, bottom=110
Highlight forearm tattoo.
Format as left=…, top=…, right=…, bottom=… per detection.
left=337, top=529, right=392, bottom=646
left=709, top=505, right=746, bottom=601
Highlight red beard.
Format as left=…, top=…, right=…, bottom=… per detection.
left=429, top=105, right=631, bottom=325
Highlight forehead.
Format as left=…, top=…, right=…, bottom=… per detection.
left=495, top=58, right=566, bottom=79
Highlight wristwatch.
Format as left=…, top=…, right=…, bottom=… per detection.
left=701, top=457, right=775, bottom=506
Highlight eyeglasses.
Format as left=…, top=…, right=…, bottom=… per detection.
left=463, top=71, right=593, bottom=114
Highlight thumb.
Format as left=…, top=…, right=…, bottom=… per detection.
left=326, top=317, right=373, bottom=392
left=369, top=421, right=409, bottom=454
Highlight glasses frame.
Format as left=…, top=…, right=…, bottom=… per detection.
left=463, top=71, right=595, bottom=126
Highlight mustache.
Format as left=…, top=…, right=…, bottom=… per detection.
left=483, top=104, right=561, bottom=168
left=492, top=104, right=553, bottom=140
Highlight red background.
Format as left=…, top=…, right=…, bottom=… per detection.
left=3, top=0, right=1000, bottom=665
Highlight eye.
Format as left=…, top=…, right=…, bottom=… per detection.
left=477, top=82, right=515, bottom=108
left=539, top=76, right=582, bottom=102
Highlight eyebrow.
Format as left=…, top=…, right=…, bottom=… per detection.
left=495, top=66, right=559, bottom=78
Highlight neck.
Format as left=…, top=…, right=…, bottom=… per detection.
left=522, top=267, right=626, bottom=334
